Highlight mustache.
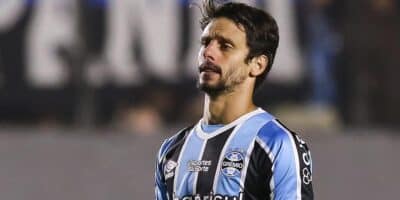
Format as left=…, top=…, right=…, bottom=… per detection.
left=198, top=61, right=222, bottom=74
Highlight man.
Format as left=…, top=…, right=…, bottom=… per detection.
left=155, top=1, right=313, bottom=199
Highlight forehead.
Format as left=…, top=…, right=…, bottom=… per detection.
left=201, top=17, right=247, bottom=45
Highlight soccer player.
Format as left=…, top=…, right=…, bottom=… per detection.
left=155, top=0, right=314, bottom=199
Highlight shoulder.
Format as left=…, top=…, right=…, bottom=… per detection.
left=254, top=119, right=314, bottom=198
left=255, top=119, right=310, bottom=157
left=157, top=125, right=194, bottom=162
left=257, top=119, right=293, bottom=141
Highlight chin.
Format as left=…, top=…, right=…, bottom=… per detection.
left=197, top=82, right=226, bottom=95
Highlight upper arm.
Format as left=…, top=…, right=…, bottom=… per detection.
left=155, top=140, right=169, bottom=200
left=257, top=121, right=313, bottom=200
left=272, top=130, right=313, bottom=200
left=155, top=126, right=192, bottom=200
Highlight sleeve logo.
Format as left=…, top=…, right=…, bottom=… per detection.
left=164, top=160, right=178, bottom=180
left=295, top=135, right=313, bottom=185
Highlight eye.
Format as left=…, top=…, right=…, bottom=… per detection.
left=220, top=42, right=233, bottom=51
left=200, top=38, right=210, bottom=46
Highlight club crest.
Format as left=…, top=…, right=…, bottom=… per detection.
left=221, top=150, right=245, bottom=177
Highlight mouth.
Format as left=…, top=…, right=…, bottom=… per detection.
left=198, top=62, right=222, bottom=74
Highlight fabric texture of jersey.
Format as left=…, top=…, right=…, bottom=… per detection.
left=155, top=108, right=314, bottom=200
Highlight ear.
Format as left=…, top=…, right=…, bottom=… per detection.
left=249, top=55, right=268, bottom=77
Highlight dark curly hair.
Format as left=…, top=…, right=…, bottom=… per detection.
left=198, top=0, right=279, bottom=89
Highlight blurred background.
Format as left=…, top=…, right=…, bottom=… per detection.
left=0, top=0, right=399, bottom=199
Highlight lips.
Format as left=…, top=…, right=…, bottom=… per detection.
left=198, top=62, right=222, bottom=74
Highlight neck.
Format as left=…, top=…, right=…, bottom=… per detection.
left=202, top=85, right=257, bottom=125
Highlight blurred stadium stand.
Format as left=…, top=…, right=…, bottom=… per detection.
left=0, top=0, right=399, bottom=130
left=0, top=0, right=399, bottom=199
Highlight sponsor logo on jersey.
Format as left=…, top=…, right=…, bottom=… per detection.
left=221, top=150, right=244, bottom=177
left=164, top=160, right=178, bottom=180
left=187, top=160, right=212, bottom=172
left=174, top=192, right=243, bottom=200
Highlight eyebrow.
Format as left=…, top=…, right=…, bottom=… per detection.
left=201, top=34, right=236, bottom=47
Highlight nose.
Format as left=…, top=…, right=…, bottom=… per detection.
left=201, top=40, right=218, bottom=62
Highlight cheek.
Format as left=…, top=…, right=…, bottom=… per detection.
left=224, top=57, right=249, bottom=76
left=225, top=55, right=246, bottom=70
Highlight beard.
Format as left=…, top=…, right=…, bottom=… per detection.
left=196, top=78, right=226, bottom=95
left=196, top=65, right=247, bottom=96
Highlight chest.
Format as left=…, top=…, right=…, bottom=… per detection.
left=163, top=128, right=257, bottom=197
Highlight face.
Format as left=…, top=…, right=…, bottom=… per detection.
left=197, top=17, right=251, bottom=95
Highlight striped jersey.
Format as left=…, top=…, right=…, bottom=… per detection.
left=155, top=108, right=313, bottom=200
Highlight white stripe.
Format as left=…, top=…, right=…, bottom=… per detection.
left=273, top=120, right=302, bottom=200
left=211, top=122, right=244, bottom=192
left=173, top=128, right=195, bottom=194
left=255, top=137, right=276, bottom=200
left=239, top=138, right=256, bottom=190
left=192, top=137, right=208, bottom=194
